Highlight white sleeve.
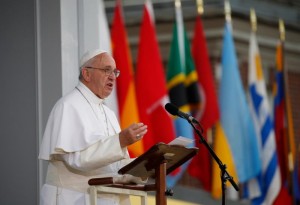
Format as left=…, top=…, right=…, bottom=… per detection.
left=61, top=134, right=129, bottom=172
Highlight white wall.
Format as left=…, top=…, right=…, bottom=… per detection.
left=0, top=0, right=38, bottom=204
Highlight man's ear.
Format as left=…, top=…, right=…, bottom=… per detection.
left=81, top=68, right=91, bottom=82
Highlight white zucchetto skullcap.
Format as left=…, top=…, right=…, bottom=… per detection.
left=80, top=49, right=107, bottom=68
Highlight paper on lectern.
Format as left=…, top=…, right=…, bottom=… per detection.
left=168, top=136, right=194, bottom=147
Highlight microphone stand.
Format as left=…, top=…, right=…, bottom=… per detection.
left=187, top=118, right=239, bottom=205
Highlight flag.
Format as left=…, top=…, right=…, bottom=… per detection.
left=293, top=157, right=300, bottom=203
left=97, top=0, right=119, bottom=116
left=212, top=21, right=261, bottom=198
left=135, top=0, right=176, bottom=152
left=188, top=15, right=220, bottom=192
left=277, top=38, right=299, bottom=205
left=212, top=123, right=238, bottom=198
left=273, top=42, right=289, bottom=184
left=166, top=2, right=200, bottom=188
left=220, top=21, right=261, bottom=183
left=111, top=0, right=143, bottom=157
left=246, top=31, right=281, bottom=205
left=273, top=40, right=294, bottom=205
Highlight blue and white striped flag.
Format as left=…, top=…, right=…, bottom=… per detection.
left=246, top=31, right=281, bottom=205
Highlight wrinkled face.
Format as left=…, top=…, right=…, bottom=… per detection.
left=81, top=53, right=117, bottom=99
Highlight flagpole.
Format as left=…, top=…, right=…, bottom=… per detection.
left=211, top=2, right=240, bottom=205
left=196, top=0, right=213, bottom=147
left=224, top=0, right=231, bottom=23
left=279, top=19, right=297, bottom=205
left=196, top=0, right=204, bottom=15
left=196, top=0, right=215, bottom=184
left=250, top=8, right=257, bottom=33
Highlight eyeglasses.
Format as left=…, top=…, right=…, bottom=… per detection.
left=86, top=66, right=120, bottom=78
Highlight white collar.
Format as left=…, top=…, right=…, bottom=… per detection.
left=77, top=82, right=104, bottom=105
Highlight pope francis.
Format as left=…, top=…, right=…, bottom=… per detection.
left=39, top=49, right=148, bottom=205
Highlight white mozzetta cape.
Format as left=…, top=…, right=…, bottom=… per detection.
left=39, top=83, right=132, bottom=205
left=39, top=82, right=125, bottom=159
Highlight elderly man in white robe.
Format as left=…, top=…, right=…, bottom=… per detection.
left=39, top=49, right=148, bottom=205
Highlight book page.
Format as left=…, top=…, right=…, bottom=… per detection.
left=168, top=136, right=194, bottom=147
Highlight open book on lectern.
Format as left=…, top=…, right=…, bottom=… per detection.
left=118, top=139, right=198, bottom=178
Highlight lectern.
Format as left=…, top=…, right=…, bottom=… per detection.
left=88, top=143, right=198, bottom=205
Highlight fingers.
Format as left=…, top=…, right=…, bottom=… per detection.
left=119, top=122, right=148, bottom=148
left=132, top=123, right=147, bottom=139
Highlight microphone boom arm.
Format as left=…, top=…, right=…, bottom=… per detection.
left=189, top=120, right=239, bottom=205
left=164, top=102, right=239, bottom=201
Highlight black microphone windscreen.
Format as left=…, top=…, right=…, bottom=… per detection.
left=165, top=103, right=178, bottom=116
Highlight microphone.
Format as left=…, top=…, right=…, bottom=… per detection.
left=165, top=103, right=199, bottom=124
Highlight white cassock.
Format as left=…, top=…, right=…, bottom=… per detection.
left=39, top=82, right=133, bottom=205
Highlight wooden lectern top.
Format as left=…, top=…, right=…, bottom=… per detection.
left=118, top=143, right=198, bottom=178
left=89, top=143, right=198, bottom=205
